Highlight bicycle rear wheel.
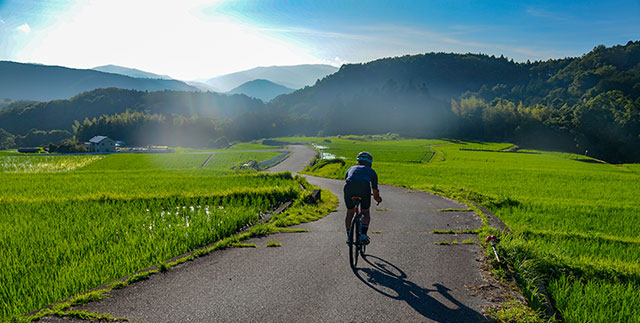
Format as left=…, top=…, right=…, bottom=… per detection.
left=349, top=216, right=359, bottom=269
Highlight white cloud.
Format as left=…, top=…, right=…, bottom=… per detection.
left=0, top=17, right=5, bottom=24
left=16, top=23, right=31, bottom=33
left=526, top=7, right=570, bottom=22
left=273, top=23, right=565, bottom=63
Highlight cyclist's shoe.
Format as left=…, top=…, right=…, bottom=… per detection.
left=346, top=230, right=352, bottom=244
left=361, top=234, right=370, bottom=245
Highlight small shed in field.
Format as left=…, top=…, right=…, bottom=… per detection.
left=88, top=136, right=116, bottom=153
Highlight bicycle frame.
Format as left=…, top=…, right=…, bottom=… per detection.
left=348, top=197, right=366, bottom=269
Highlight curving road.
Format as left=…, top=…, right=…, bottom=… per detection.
left=41, top=145, right=488, bottom=322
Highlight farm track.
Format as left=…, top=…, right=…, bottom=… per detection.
left=199, top=152, right=215, bottom=168
left=40, top=145, right=491, bottom=323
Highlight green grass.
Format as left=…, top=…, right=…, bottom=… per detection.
left=227, top=142, right=282, bottom=150
left=295, top=135, right=640, bottom=322
left=624, top=163, right=640, bottom=173
left=204, top=151, right=281, bottom=170
left=0, top=151, right=337, bottom=321
left=0, top=170, right=295, bottom=203
left=266, top=241, right=282, bottom=247
left=79, top=153, right=208, bottom=170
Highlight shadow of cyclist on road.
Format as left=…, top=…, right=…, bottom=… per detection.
left=353, top=254, right=485, bottom=322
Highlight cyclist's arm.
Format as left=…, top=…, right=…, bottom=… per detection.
left=372, top=189, right=382, bottom=204
left=371, top=170, right=382, bottom=203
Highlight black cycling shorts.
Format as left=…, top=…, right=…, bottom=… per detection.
left=344, top=181, right=372, bottom=210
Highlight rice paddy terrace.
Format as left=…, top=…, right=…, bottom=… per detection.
left=0, top=148, right=311, bottom=321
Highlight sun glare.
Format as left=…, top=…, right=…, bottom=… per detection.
left=14, top=0, right=319, bottom=79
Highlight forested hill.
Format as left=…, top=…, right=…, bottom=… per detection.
left=0, top=61, right=198, bottom=101
left=267, top=52, right=573, bottom=138
left=269, top=52, right=574, bottom=116
left=0, top=88, right=264, bottom=135
left=269, top=41, right=640, bottom=162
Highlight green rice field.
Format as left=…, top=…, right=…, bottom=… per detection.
left=286, top=136, right=640, bottom=322
left=0, top=151, right=321, bottom=321
left=226, top=141, right=282, bottom=150
left=0, top=155, right=104, bottom=172
left=205, top=151, right=281, bottom=169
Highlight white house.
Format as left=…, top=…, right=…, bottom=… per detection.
left=87, top=136, right=116, bottom=153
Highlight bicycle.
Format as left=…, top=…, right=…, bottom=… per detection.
left=348, top=196, right=367, bottom=270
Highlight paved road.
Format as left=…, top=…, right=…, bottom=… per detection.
left=267, top=145, right=317, bottom=174
left=42, top=146, right=488, bottom=322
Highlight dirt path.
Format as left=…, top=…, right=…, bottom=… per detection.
left=41, top=145, right=490, bottom=323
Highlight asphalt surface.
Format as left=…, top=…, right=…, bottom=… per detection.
left=267, top=145, right=316, bottom=174
left=40, top=145, right=488, bottom=323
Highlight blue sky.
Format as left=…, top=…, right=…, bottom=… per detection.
left=0, top=0, right=638, bottom=79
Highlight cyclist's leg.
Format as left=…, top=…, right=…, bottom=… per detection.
left=345, top=208, right=355, bottom=231
left=361, top=208, right=371, bottom=228
left=359, top=185, right=372, bottom=236
left=343, top=183, right=357, bottom=232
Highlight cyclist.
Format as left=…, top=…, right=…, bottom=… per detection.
left=344, top=151, right=382, bottom=245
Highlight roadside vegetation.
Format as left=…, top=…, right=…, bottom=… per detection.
left=0, top=151, right=336, bottom=322
left=204, top=151, right=281, bottom=170
left=285, top=135, right=640, bottom=322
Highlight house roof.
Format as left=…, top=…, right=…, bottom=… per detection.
left=89, top=136, right=110, bottom=143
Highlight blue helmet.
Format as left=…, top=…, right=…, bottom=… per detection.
left=357, top=151, right=373, bottom=165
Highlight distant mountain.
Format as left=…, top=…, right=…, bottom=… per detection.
left=203, top=64, right=338, bottom=92
left=184, top=80, right=221, bottom=92
left=0, top=61, right=199, bottom=101
left=92, top=64, right=173, bottom=80
left=227, top=79, right=294, bottom=102
left=92, top=65, right=225, bottom=92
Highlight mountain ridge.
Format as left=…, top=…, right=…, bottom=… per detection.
left=91, top=64, right=174, bottom=80
left=0, top=61, right=199, bottom=101
left=203, top=64, right=338, bottom=91
left=227, top=79, right=294, bottom=102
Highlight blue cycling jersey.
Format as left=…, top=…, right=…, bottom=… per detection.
left=345, top=164, right=379, bottom=190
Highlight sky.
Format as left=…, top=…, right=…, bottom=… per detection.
left=0, top=0, right=639, bottom=80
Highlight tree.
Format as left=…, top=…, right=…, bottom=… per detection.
left=0, top=128, right=15, bottom=149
